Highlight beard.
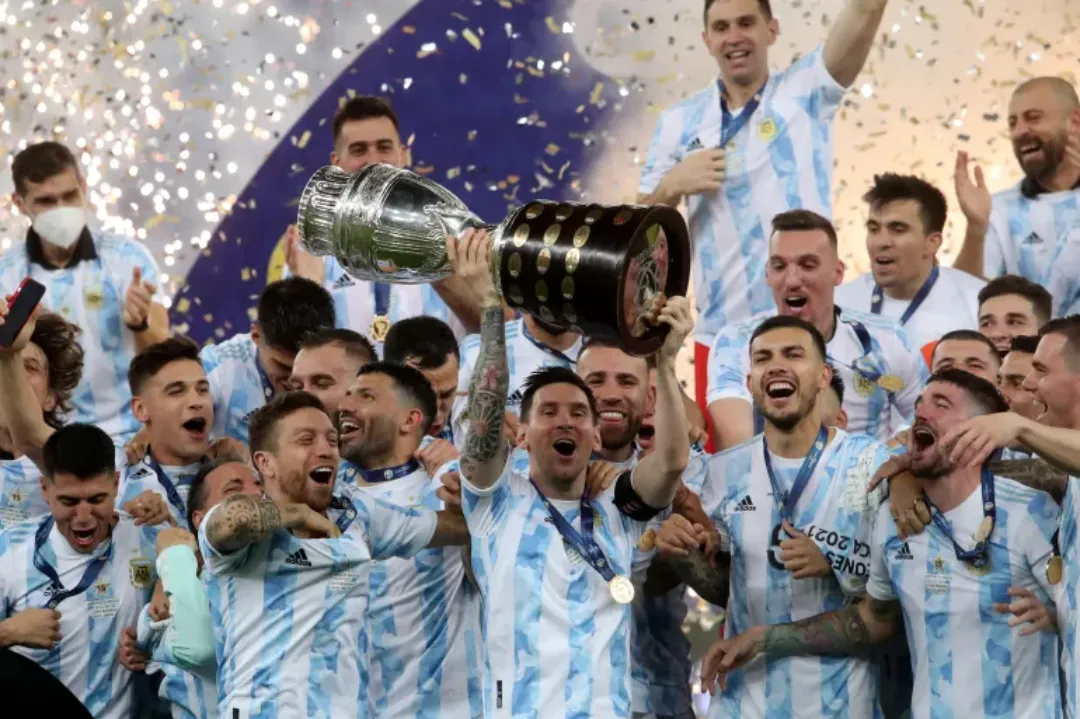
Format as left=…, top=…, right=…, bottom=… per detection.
left=910, top=449, right=953, bottom=480
left=599, top=410, right=644, bottom=453
left=341, top=416, right=397, bottom=469
left=1016, top=131, right=1068, bottom=183
left=758, top=390, right=817, bottom=432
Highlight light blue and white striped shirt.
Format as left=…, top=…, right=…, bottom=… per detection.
left=1058, top=477, right=1080, bottom=718
left=984, top=182, right=1080, bottom=294
left=0, top=230, right=161, bottom=444
left=118, top=456, right=201, bottom=528
left=450, top=318, right=582, bottom=449
left=699, top=430, right=890, bottom=719
left=866, top=476, right=1061, bottom=719
left=0, top=513, right=159, bottom=719
left=706, top=308, right=927, bottom=441
left=198, top=493, right=437, bottom=719
left=199, top=333, right=271, bottom=444
left=638, top=46, right=846, bottom=345
left=461, top=461, right=652, bottom=718
left=350, top=463, right=484, bottom=719
left=0, top=455, right=48, bottom=531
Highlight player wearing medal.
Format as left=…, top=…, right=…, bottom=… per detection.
left=835, top=174, right=985, bottom=350
left=281, top=95, right=480, bottom=344
left=0, top=424, right=160, bottom=719
left=200, top=277, right=335, bottom=443
left=289, top=328, right=377, bottom=416
left=198, top=390, right=469, bottom=718
left=660, top=315, right=892, bottom=719
left=707, top=210, right=927, bottom=449
left=448, top=228, right=692, bottom=717
left=705, top=370, right=1063, bottom=719
left=0, top=304, right=84, bottom=533
left=334, top=361, right=481, bottom=718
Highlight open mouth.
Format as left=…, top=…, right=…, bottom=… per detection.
left=553, top=438, right=577, bottom=457
left=599, top=409, right=627, bottom=424
left=783, top=295, right=808, bottom=311
left=874, top=256, right=895, bottom=267
left=182, top=417, right=208, bottom=436
left=309, top=466, right=335, bottom=485
left=725, top=49, right=750, bottom=62
left=71, top=527, right=96, bottom=546
left=1017, top=140, right=1043, bottom=159
left=912, top=426, right=937, bottom=450
left=637, top=425, right=655, bottom=440
left=764, top=378, right=797, bottom=399
left=337, top=412, right=360, bottom=437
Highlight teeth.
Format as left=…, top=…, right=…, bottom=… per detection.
left=600, top=411, right=625, bottom=420
left=340, top=421, right=359, bottom=433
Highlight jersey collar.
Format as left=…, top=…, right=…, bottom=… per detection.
left=26, top=226, right=98, bottom=270
left=1019, top=173, right=1080, bottom=199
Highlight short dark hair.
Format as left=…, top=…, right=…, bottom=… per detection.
left=332, top=96, right=400, bottom=145
left=862, top=173, right=948, bottom=234
left=356, top=361, right=438, bottom=435
left=248, top=391, right=328, bottom=455
left=827, top=363, right=845, bottom=406
left=128, top=336, right=202, bottom=395
left=926, top=369, right=1009, bottom=416
left=42, top=424, right=115, bottom=481
left=185, top=455, right=251, bottom=532
left=30, top=313, right=84, bottom=429
left=704, top=0, right=772, bottom=22
left=298, top=328, right=377, bottom=366
left=577, top=336, right=650, bottom=376
left=257, top=278, right=335, bottom=355
left=12, top=141, right=80, bottom=196
left=1038, top=315, right=1080, bottom=372
left=933, top=330, right=1001, bottom=363
left=383, top=317, right=460, bottom=368
left=978, top=275, right=1053, bottom=326
left=1007, top=335, right=1040, bottom=355
left=520, top=366, right=598, bottom=422
left=749, top=315, right=829, bottom=363
left=771, top=209, right=838, bottom=249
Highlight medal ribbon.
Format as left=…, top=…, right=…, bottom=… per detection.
left=329, top=494, right=358, bottom=534
left=146, top=453, right=190, bottom=521
left=33, top=517, right=113, bottom=610
left=923, top=466, right=995, bottom=568
left=521, top=323, right=577, bottom=366
left=717, top=79, right=768, bottom=147
left=372, top=283, right=391, bottom=328
left=762, top=425, right=829, bottom=521
left=357, top=459, right=421, bottom=484
left=529, top=479, right=616, bottom=584
left=253, top=350, right=275, bottom=400
left=827, top=309, right=884, bottom=384
left=870, top=265, right=940, bottom=326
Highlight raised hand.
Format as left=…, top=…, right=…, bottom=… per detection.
left=123, top=267, right=156, bottom=331
left=446, top=228, right=496, bottom=306
left=778, top=520, right=831, bottom=579
left=0, top=295, right=40, bottom=356
left=415, top=439, right=459, bottom=477
left=283, top=225, right=325, bottom=285
left=124, top=490, right=173, bottom=527
left=954, top=151, right=992, bottom=229
left=665, top=148, right=727, bottom=197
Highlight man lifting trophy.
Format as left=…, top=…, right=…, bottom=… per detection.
left=296, top=164, right=690, bottom=355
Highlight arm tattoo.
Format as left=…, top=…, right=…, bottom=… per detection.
left=462, top=306, right=509, bottom=469
left=206, top=494, right=283, bottom=553
left=765, top=598, right=898, bottom=658
left=671, top=546, right=730, bottom=607
left=988, top=459, right=1068, bottom=501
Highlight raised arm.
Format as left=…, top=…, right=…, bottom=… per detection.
left=0, top=305, right=55, bottom=468
left=631, top=297, right=693, bottom=507
left=822, top=0, right=889, bottom=88
left=155, top=529, right=216, bottom=672
left=655, top=513, right=731, bottom=607
left=448, top=229, right=510, bottom=490
left=204, top=494, right=316, bottom=554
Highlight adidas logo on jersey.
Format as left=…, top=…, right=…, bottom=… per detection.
left=686, top=137, right=703, bottom=151
left=894, top=543, right=913, bottom=560
left=130, top=466, right=152, bottom=479
left=1024, top=231, right=1043, bottom=245
left=333, top=275, right=355, bottom=289
left=285, top=548, right=312, bottom=567
left=733, top=495, right=756, bottom=512
left=507, top=389, right=524, bottom=407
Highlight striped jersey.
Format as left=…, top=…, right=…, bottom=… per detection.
left=450, top=318, right=582, bottom=450
left=118, top=455, right=201, bottom=527
left=834, top=267, right=986, bottom=350
left=866, top=477, right=1061, bottom=719
left=198, top=494, right=437, bottom=719
left=706, top=308, right=928, bottom=441
left=461, top=461, right=652, bottom=718
left=0, top=455, right=49, bottom=531
left=318, top=256, right=467, bottom=352
left=630, top=446, right=710, bottom=716
left=983, top=182, right=1080, bottom=288
left=699, top=430, right=891, bottom=719
left=638, top=46, right=846, bottom=344
left=1059, top=477, right=1080, bottom=719
left=0, top=230, right=161, bottom=444
left=199, top=333, right=272, bottom=444
left=351, top=464, right=484, bottom=718
left=0, top=513, right=159, bottom=719
left=1042, top=224, right=1080, bottom=317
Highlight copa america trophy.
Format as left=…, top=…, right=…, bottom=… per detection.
left=296, top=164, right=690, bottom=356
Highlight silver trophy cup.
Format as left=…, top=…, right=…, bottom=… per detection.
left=296, top=164, right=689, bottom=355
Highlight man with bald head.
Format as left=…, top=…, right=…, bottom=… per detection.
left=953, top=76, right=1080, bottom=306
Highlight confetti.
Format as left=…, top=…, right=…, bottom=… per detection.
left=462, top=28, right=481, bottom=51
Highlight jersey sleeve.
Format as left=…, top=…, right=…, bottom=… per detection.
left=681, top=446, right=710, bottom=496
left=156, top=544, right=217, bottom=673
left=830, top=442, right=892, bottom=595
left=197, top=503, right=255, bottom=574
left=460, top=459, right=514, bottom=538
left=865, top=503, right=898, bottom=601
left=354, top=494, right=438, bottom=560
left=706, top=324, right=752, bottom=407
left=982, top=203, right=1011, bottom=277
left=886, top=326, right=929, bottom=427
left=638, top=106, right=684, bottom=195
left=786, top=45, right=846, bottom=120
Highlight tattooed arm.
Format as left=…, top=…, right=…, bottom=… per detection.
left=449, top=229, right=510, bottom=490
left=989, top=459, right=1069, bottom=503
left=655, top=513, right=730, bottom=606
left=204, top=494, right=317, bottom=553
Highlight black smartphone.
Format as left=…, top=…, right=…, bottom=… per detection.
left=0, top=278, right=46, bottom=348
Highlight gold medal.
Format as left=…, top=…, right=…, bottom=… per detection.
left=1047, top=556, right=1063, bottom=585
left=637, top=528, right=656, bottom=552
left=370, top=315, right=391, bottom=343
left=877, top=374, right=904, bottom=393
left=973, top=516, right=993, bottom=543
left=967, top=558, right=991, bottom=576
left=609, top=575, right=635, bottom=604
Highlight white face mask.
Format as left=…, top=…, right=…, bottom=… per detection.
left=32, top=206, right=87, bottom=250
